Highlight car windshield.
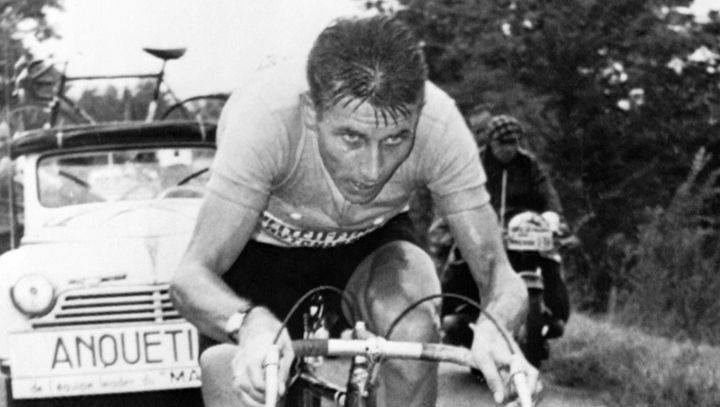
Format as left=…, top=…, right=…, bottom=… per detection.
left=37, top=147, right=215, bottom=207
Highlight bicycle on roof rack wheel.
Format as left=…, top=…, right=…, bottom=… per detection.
left=257, top=287, right=538, bottom=407
left=9, top=47, right=228, bottom=132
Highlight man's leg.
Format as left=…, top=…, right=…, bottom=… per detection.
left=344, top=240, right=441, bottom=407
left=199, top=344, right=245, bottom=407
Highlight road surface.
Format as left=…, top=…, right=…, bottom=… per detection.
left=437, top=363, right=607, bottom=407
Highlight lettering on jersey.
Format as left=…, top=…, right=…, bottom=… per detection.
left=260, top=212, right=381, bottom=248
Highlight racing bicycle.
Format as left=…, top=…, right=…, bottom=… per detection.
left=260, top=287, right=539, bottom=407
left=9, top=47, right=228, bottom=132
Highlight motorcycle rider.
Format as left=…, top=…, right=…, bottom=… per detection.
left=437, top=114, right=570, bottom=360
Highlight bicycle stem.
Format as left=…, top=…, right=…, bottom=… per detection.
left=345, top=322, right=372, bottom=407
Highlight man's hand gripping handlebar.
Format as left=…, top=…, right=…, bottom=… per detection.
left=263, top=336, right=538, bottom=407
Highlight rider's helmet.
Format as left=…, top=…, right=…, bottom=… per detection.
left=486, top=114, right=524, bottom=145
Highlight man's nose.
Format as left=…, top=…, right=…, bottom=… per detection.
left=358, top=146, right=381, bottom=183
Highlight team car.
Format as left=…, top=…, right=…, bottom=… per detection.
left=0, top=120, right=216, bottom=406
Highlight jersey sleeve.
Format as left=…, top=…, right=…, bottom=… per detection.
left=206, top=89, right=288, bottom=211
left=419, top=95, right=490, bottom=216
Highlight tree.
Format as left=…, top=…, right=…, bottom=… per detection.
left=400, top=0, right=720, bottom=311
left=0, top=0, right=62, bottom=112
left=0, top=0, right=61, bottom=251
left=75, top=80, right=171, bottom=123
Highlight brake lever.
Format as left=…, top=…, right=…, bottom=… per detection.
left=507, top=354, right=537, bottom=407
left=264, top=345, right=280, bottom=407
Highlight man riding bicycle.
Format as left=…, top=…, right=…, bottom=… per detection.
left=171, top=16, right=538, bottom=407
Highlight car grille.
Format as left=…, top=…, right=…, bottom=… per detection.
left=31, top=284, right=182, bottom=328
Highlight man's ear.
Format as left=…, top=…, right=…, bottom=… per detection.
left=301, top=92, right=319, bottom=127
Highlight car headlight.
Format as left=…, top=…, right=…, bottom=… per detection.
left=10, top=274, right=56, bottom=317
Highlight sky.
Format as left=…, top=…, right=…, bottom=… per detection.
left=687, top=0, right=720, bottom=22
left=23, top=0, right=720, bottom=99
left=26, top=0, right=364, bottom=99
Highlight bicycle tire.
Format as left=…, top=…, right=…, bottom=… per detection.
left=160, top=94, right=228, bottom=122
left=7, top=103, right=84, bottom=133
left=521, top=288, right=548, bottom=368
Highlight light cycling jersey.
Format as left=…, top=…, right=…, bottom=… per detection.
left=207, top=61, right=488, bottom=248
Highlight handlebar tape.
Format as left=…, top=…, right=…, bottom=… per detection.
left=292, top=339, right=330, bottom=357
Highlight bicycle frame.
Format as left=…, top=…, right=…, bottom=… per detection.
left=287, top=368, right=347, bottom=407
left=285, top=352, right=370, bottom=407
left=41, top=48, right=186, bottom=127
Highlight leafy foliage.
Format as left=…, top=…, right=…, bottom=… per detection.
left=618, top=149, right=720, bottom=344
left=75, top=81, right=170, bottom=123
left=0, top=0, right=61, bottom=247
left=400, top=0, right=720, bottom=312
left=0, top=0, right=62, bottom=113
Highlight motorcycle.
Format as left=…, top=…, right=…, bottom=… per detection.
left=439, top=210, right=573, bottom=369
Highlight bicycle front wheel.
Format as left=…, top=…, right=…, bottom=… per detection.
left=160, top=94, right=228, bottom=122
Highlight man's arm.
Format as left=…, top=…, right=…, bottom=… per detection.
left=170, top=192, right=261, bottom=342
left=446, top=201, right=537, bottom=403
left=445, top=202, right=527, bottom=331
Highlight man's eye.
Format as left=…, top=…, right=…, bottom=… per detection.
left=342, top=134, right=361, bottom=144
left=384, top=133, right=408, bottom=146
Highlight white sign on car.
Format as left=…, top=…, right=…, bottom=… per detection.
left=9, top=323, right=199, bottom=398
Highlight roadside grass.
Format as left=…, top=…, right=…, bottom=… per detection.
left=544, top=313, right=720, bottom=407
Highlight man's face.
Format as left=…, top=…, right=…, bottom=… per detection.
left=490, top=139, right=519, bottom=163
left=315, top=99, right=420, bottom=204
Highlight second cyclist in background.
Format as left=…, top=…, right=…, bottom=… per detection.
left=481, top=115, right=570, bottom=332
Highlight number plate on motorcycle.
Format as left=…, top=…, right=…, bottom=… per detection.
left=8, top=322, right=200, bottom=398
left=507, top=230, right=554, bottom=251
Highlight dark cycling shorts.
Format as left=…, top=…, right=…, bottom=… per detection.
left=199, top=212, right=421, bottom=355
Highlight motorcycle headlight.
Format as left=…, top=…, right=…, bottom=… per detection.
left=10, top=274, right=56, bottom=317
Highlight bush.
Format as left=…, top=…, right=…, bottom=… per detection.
left=618, top=148, right=720, bottom=344
left=547, top=314, right=720, bottom=407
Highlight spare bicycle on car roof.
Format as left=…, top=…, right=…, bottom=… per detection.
left=10, top=47, right=227, bottom=131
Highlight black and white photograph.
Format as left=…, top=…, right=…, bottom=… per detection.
left=0, top=1, right=719, bottom=406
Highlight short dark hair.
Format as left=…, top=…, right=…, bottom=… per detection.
left=306, top=15, right=427, bottom=123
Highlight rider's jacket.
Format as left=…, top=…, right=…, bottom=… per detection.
left=479, top=146, right=563, bottom=223
left=207, top=60, right=489, bottom=248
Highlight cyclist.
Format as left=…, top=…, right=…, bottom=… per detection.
left=171, top=16, right=538, bottom=407
left=440, top=115, right=570, bottom=347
